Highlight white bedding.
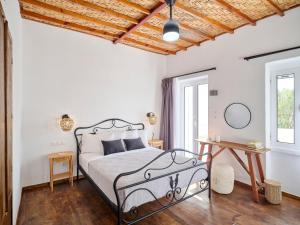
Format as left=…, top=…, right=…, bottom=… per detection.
left=79, top=153, right=103, bottom=172
left=80, top=147, right=207, bottom=212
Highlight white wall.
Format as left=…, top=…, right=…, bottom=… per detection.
left=166, top=7, right=300, bottom=195
left=22, top=20, right=166, bottom=186
left=0, top=0, right=23, bottom=224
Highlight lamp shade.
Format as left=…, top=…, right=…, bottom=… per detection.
left=147, top=112, right=157, bottom=125
left=163, top=19, right=179, bottom=42
left=59, top=114, right=74, bottom=131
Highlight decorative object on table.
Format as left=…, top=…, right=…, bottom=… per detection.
left=247, top=141, right=264, bottom=149
left=148, top=139, right=164, bottom=150
left=212, top=164, right=234, bottom=194
left=215, top=135, right=221, bottom=143
left=48, top=151, right=74, bottom=192
left=146, top=112, right=157, bottom=140
left=59, top=114, right=75, bottom=131
left=224, top=103, right=251, bottom=129
left=163, top=0, right=179, bottom=42
left=264, top=179, right=282, bottom=204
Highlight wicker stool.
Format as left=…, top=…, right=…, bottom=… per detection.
left=212, top=164, right=234, bottom=194
left=265, top=179, right=282, bottom=204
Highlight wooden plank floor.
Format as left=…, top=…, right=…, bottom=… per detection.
left=17, top=179, right=300, bottom=225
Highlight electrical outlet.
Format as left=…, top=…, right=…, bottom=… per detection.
left=50, top=141, right=65, bottom=146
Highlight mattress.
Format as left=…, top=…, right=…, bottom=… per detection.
left=80, top=147, right=208, bottom=212
left=79, top=152, right=103, bottom=172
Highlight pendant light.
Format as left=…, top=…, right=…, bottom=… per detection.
left=163, top=0, right=179, bottom=42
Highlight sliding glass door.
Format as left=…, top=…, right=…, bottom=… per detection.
left=180, top=77, right=208, bottom=154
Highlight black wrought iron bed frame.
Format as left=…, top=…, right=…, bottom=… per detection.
left=74, top=118, right=212, bottom=225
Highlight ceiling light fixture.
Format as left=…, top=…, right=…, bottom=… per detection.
left=163, top=0, right=179, bottom=42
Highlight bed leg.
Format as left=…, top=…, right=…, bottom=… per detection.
left=117, top=209, right=121, bottom=225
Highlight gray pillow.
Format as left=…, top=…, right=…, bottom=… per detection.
left=102, top=139, right=125, bottom=156
left=123, top=137, right=145, bottom=151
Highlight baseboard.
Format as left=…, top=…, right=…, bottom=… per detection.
left=282, top=191, right=300, bottom=201
left=22, top=175, right=85, bottom=192
left=234, top=180, right=300, bottom=201
left=234, top=180, right=251, bottom=190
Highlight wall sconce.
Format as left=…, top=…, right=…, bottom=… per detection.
left=59, top=114, right=75, bottom=132
left=146, top=112, right=157, bottom=140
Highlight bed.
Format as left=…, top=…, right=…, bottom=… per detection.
left=75, top=118, right=212, bottom=225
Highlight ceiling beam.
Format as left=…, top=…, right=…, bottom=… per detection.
left=21, top=10, right=118, bottom=39
left=122, top=42, right=167, bottom=55
left=264, top=0, right=284, bottom=16
left=116, top=0, right=214, bottom=43
left=123, top=37, right=176, bottom=55
left=170, top=1, right=234, bottom=33
left=155, top=13, right=214, bottom=40
left=213, top=0, right=256, bottom=25
left=69, top=0, right=139, bottom=24
left=68, top=0, right=187, bottom=50
left=132, top=31, right=187, bottom=50
left=21, top=0, right=128, bottom=32
left=114, top=2, right=167, bottom=44
left=117, top=0, right=150, bottom=15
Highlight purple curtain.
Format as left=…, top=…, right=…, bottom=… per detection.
left=160, top=78, right=174, bottom=150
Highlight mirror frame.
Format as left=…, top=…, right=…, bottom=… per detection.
left=224, top=103, right=252, bottom=129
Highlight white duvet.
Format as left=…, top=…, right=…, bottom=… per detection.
left=84, top=147, right=208, bottom=212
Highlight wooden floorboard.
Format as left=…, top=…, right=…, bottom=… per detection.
left=17, top=179, right=300, bottom=225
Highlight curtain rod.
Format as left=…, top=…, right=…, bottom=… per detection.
left=171, top=67, right=216, bottom=79
left=244, top=45, right=300, bottom=61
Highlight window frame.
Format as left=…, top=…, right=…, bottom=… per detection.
left=269, top=67, right=300, bottom=152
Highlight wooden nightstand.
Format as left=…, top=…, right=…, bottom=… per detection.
left=48, top=151, right=74, bottom=192
left=148, top=139, right=164, bottom=150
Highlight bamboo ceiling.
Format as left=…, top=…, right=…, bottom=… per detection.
left=19, top=0, right=300, bottom=55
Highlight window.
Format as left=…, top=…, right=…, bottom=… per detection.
left=276, top=74, right=294, bottom=143
left=270, top=67, right=300, bottom=151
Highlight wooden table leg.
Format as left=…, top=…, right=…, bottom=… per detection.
left=69, top=156, right=73, bottom=186
left=207, top=144, right=213, bottom=162
left=255, top=153, right=265, bottom=183
left=246, top=152, right=259, bottom=202
left=49, top=159, right=54, bottom=192
left=212, top=147, right=225, bottom=159
left=199, top=143, right=205, bottom=160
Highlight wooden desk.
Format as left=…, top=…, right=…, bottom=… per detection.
left=195, top=138, right=270, bottom=202
left=48, top=151, right=74, bottom=192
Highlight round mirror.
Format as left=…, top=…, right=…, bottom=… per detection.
left=224, top=103, right=251, bottom=129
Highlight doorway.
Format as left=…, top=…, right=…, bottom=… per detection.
left=176, top=75, right=208, bottom=154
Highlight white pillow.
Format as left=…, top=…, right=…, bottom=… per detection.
left=138, top=129, right=149, bottom=147
left=81, top=131, right=114, bottom=155
left=81, top=133, right=102, bottom=154
left=111, top=130, right=126, bottom=140
left=124, top=130, right=139, bottom=139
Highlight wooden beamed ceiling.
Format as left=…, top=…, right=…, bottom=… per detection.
left=19, top=0, right=300, bottom=55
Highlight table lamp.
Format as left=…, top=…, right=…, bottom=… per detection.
left=146, top=112, right=157, bottom=140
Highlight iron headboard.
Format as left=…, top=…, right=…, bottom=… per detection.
left=74, top=118, right=145, bottom=177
